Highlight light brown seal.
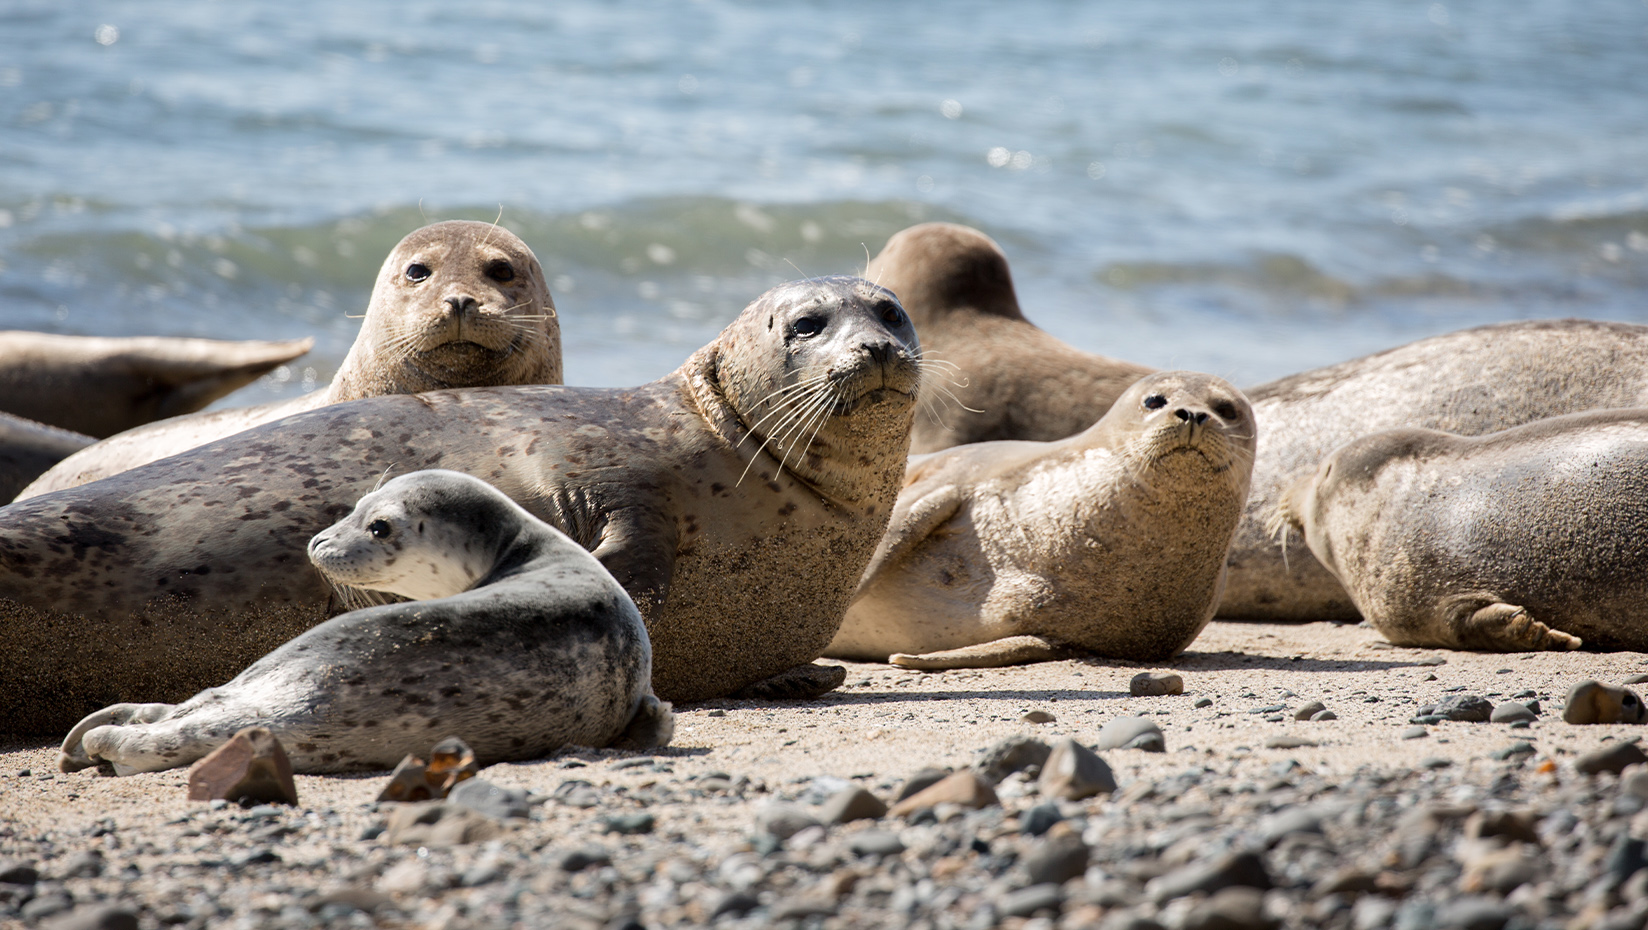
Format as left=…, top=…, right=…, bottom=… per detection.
left=0, top=330, right=312, bottom=437
left=1277, top=408, right=1648, bottom=652
left=18, top=220, right=561, bottom=499
left=827, top=371, right=1255, bottom=668
left=0, top=275, right=918, bottom=734
left=58, top=470, right=671, bottom=775
left=0, top=412, right=93, bottom=501
left=1225, top=319, right=1648, bottom=622
left=866, top=222, right=1156, bottom=454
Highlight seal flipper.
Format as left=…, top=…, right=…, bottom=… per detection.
left=889, top=634, right=1077, bottom=670
left=732, top=663, right=847, bottom=701
left=1452, top=602, right=1582, bottom=652
left=59, top=702, right=178, bottom=773
left=611, top=694, right=675, bottom=750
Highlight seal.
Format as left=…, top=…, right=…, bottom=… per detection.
left=18, top=220, right=561, bottom=499
left=56, top=470, right=672, bottom=775
left=866, top=222, right=1156, bottom=454
left=0, top=275, right=919, bottom=734
left=0, top=330, right=313, bottom=438
left=827, top=371, right=1256, bottom=667
left=1277, top=408, right=1648, bottom=651
left=0, top=412, right=93, bottom=501
left=1224, top=319, right=1648, bottom=622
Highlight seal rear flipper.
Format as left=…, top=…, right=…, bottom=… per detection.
left=1451, top=601, right=1583, bottom=652
left=889, top=634, right=1076, bottom=670
left=58, top=701, right=178, bottom=773
left=611, top=694, right=675, bottom=750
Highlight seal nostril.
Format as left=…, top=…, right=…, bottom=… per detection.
left=1174, top=409, right=1192, bottom=422
left=1195, top=412, right=1209, bottom=424
left=445, top=296, right=478, bottom=315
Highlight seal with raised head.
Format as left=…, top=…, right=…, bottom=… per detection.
left=1225, top=319, right=1648, bottom=622
left=827, top=371, right=1256, bottom=668
left=0, top=330, right=313, bottom=438
left=19, top=220, right=561, bottom=498
left=1277, top=408, right=1648, bottom=652
left=0, top=275, right=919, bottom=734
left=866, top=222, right=1156, bottom=454
left=58, top=470, right=672, bottom=775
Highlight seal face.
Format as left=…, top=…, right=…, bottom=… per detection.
left=17, top=220, right=561, bottom=499
left=1225, top=319, right=1648, bottom=622
left=57, top=470, right=670, bottom=775
left=828, top=371, right=1256, bottom=667
left=0, top=276, right=918, bottom=732
left=1278, top=409, right=1648, bottom=652
left=866, top=223, right=1156, bottom=454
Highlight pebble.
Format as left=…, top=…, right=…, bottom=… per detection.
left=1564, top=680, right=1648, bottom=724
left=974, top=736, right=1050, bottom=783
left=41, top=906, right=139, bottom=930
left=755, top=803, right=821, bottom=840
left=1180, top=886, right=1278, bottom=930
left=557, top=844, right=610, bottom=872
left=1293, top=701, right=1326, bottom=720
left=998, top=883, right=1063, bottom=918
left=381, top=801, right=501, bottom=847
left=1489, top=742, right=1535, bottom=761
left=893, top=768, right=950, bottom=802
left=847, top=830, right=905, bottom=858
left=448, top=778, right=531, bottom=821
left=1019, top=801, right=1062, bottom=836
left=1098, top=717, right=1166, bottom=753
left=818, top=785, right=887, bottom=824
left=1258, top=808, right=1323, bottom=846
left=185, top=726, right=298, bottom=807
left=1263, top=735, right=1316, bottom=750
left=1489, top=702, right=1536, bottom=723
left=1625, top=674, right=1648, bottom=685
left=1577, top=740, right=1648, bottom=776
left=1025, top=828, right=1088, bottom=885
left=710, top=891, right=760, bottom=919
left=1021, top=710, right=1056, bottom=724
left=1432, top=694, right=1493, bottom=722
left=1147, top=850, right=1272, bottom=903
left=0, top=861, right=38, bottom=885
left=601, top=812, right=655, bottom=835
left=1312, top=710, right=1338, bottom=721
left=551, top=780, right=601, bottom=809
left=1402, top=727, right=1429, bottom=740
left=888, top=770, right=998, bottom=817
left=1039, top=737, right=1116, bottom=801
left=1130, top=672, right=1184, bottom=696
left=1194, top=697, right=1214, bottom=708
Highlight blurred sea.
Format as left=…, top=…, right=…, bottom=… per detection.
left=1, top=0, right=1645, bottom=401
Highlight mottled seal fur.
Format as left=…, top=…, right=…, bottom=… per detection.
left=828, top=371, right=1255, bottom=667
left=1226, top=319, right=1648, bottom=622
left=58, top=470, right=671, bottom=775
left=0, top=275, right=918, bottom=733
left=1278, top=409, right=1648, bottom=652
left=0, top=330, right=312, bottom=438
left=19, top=220, right=561, bottom=498
left=866, top=223, right=1156, bottom=454
left=0, top=412, right=92, bottom=501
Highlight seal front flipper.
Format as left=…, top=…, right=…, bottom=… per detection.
left=1450, top=601, right=1582, bottom=652
left=587, top=505, right=678, bottom=617
left=610, top=695, right=676, bottom=750
left=889, top=635, right=1077, bottom=670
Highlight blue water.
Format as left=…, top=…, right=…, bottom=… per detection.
left=2, top=0, right=1645, bottom=400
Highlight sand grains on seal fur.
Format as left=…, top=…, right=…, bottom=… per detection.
left=828, top=371, right=1256, bottom=667
left=59, top=470, right=670, bottom=775
left=1277, top=408, right=1648, bottom=651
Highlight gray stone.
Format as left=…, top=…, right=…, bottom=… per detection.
left=1024, top=833, right=1089, bottom=885
left=1099, top=913, right=1167, bottom=930
left=1434, top=695, right=1494, bottom=722
left=20, top=891, right=74, bottom=923
left=975, top=736, right=1051, bottom=784
left=818, top=786, right=887, bottom=824
left=1098, top=718, right=1166, bottom=753
left=1311, top=710, right=1338, bottom=721
left=1021, top=710, right=1056, bottom=724
left=1263, top=735, right=1316, bottom=750
left=710, top=892, right=760, bottom=919
left=847, top=829, right=905, bottom=858
left=0, top=861, right=38, bottom=885
left=1490, top=742, right=1536, bottom=761
left=551, top=780, right=601, bottom=809
left=382, top=802, right=501, bottom=847
left=1579, top=740, right=1648, bottom=776
left=1039, top=738, right=1116, bottom=801
left=1180, top=886, right=1279, bottom=930
left=998, top=883, right=1063, bottom=918
left=1293, top=701, right=1326, bottom=720
left=1489, top=702, right=1537, bottom=723
left=1130, top=672, right=1184, bottom=696
left=1621, top=767, right=1648, bottom=799
left=1433, top=896, right=1512, bottom=930
left=1258, top=808, right=1323, bottom=847
left=1194, top=697, right=1214, bottom=708
left=756, top=803, right=821, bottom=840
left=41, top=905, right=137, bottom=930
left=558, top=844, right=611, bottom=872
left=1019, top=802, right=1062, bottom=837
left=601, top=812, right=655, bottom=835
left=1147, top=850, right=1272, bottom=903
left=893, top=767, right=950, bottom=802
left=448, top=778, right=531, bottom=821
left=1401, top=727, right=1428, bottom=740
left=56, top=852, right=103, bottom=880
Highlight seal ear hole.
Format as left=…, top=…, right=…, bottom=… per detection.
left=405, top=263, right=432, bottom=283
left=367, top=519, right=393, bottom=540
left=1213, top=401, right=1240, bottom=421
left=484, top=260, right=515, bottom=283
left=1142, top=394, right=1168, bottom=411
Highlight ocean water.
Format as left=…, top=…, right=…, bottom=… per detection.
left=1, top=0, right=1645, bottom=403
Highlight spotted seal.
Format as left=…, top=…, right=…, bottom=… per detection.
left=58, top=470, right=671, bottom=775
left=1277, top=408, right=1648, bottom=652
left=827, top=371, right=1255, bottom=667
left=866, top=222, right=1156, bottom=454
left=18, top=220, right=561, bottom=499
left=0, top=330, right=313, bottom=438
left=0, top=275, right=918, bottom=734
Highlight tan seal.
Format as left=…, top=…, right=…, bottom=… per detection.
left=1225, top=319, right=1648, bottom=623
left=0, top=330, right=312, bottom=438
left=1277, top=408, right=1648, bottom=652
left=0, top=275, right=918, bottom=734
left=828, top=371, right=1255, bottom=667
left=18, top=220, right=561, bottom=499
left=866, top=222, right=1156, bottom=454
left=58, top=470, right=672, bottom=775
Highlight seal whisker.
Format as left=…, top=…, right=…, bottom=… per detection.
left=736, top=386, right=829, bottom=486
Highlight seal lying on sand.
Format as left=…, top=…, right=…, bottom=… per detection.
left=0, top=330, right=312, bottom=438
left=19, top=220, right=561, bottom=499
left=828, top=371, right=1255, bottom=667
left=0, top=276, right=918, bottom=734
left=0, top=412, right=93, bottom=501
left=1277, top=408, right=1648, bottom=651
left=58, top=470, right=672, bottom=775
left=1226, top=319, right=1648, bottom=622
left=866, top=223, right=1156, bottom=454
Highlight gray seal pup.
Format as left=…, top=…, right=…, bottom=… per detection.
left=0, top=330, right=313, bottom=437
left=1277, top=408, right=1648, bottom=652
left=0, top=412, right=93, bottom=501
left=18, top=220, right=561, bottom=499
left=1225, top=319, right=1648, bottom=622
left=57, top=470, right=672, bottom=775
left=827, top=371, right=1255, bottom=668
left=0, top=275, right=918, bottom=734
left=866, top=223, right=1156, bottom=454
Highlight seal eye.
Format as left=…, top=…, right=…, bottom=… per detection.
left=405, top=263, right=432, bottom=283
left=1213, top=401, right=1239, bottom=421
left=793, top=316, right=825, bottom=338
left=367, top=519, right=393, bottom=540
left=877, top=302, right=905, bottom=326
left=1142, top=394, right=1168, bottom=411
left=484, top=260, right=515, bottom=283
